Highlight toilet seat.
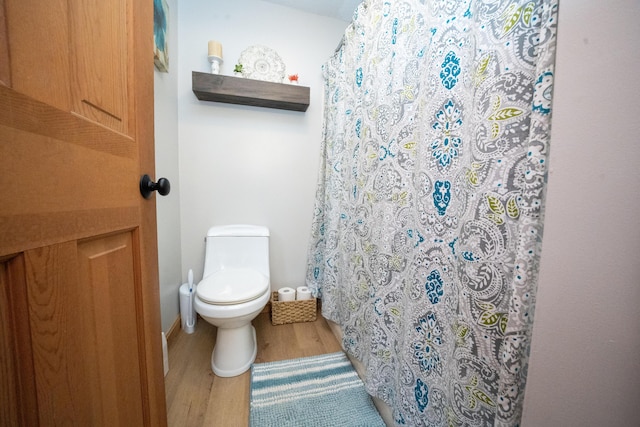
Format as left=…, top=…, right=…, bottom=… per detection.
left=197, top=268, right=269, bottom=305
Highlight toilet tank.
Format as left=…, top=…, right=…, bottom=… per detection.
left=203, top=225, right=270, bottom=279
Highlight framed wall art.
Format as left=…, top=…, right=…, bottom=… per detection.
left=154, top=0, right=169, bottom=72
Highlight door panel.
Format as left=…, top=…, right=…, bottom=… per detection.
left=0, top=254, right=38, bottom=427
left=3, top=0, right=71, bottom=111
left=0, top=0, right=10, bottom=86
left=2, top=234, right=146, bottom=425
left=70, top=0, right=130, bottom=134
left=0, top=0, right=166, bottom=424
left=0, top=260, right=19, bottom=426
left=0, top=256, right=21, bottom=426
left=25, top=242, right=93, bottom=425
left=76, top=232, right=144, bottom=425
left=4, top=0, right=130, bottom=133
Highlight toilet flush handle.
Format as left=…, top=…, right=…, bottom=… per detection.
left=139, top=174, right=171, bottom=199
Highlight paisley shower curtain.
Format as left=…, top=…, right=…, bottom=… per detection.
left=306, top=0, right=558, bottom=425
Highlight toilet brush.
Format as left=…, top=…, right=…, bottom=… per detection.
left=187, top=269, right=195, bottom=329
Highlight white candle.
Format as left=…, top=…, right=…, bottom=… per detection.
left=208, top=40, right=222, bottom=58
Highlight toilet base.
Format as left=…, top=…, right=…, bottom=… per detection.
left=211, top=323, right=257, bottom=377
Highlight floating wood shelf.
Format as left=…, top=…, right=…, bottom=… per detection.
left=192, top=71, right=310, bottom=112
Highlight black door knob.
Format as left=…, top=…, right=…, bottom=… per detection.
left=140, top=174, right=171, bottom=199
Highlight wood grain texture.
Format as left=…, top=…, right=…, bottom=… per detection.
left=0, top=261, right=19, bottom=427
left=0, top=254, right=38, bottom=427
left=25, top=242, right=89, bottom=425
left=0, top=0, right=167, bottom=424
left=4, top=0, right=71, bottom=111
left=77, top=233, right=146, bottom=425
left=0, top=84, right=136, bottom=158
left=70, top=0, right=129, bottom=134
left=0, top=0, right=10, bottom=87
left=192, top=72, right=310, bottom=112
left=165, top=313, right=342, bottom=426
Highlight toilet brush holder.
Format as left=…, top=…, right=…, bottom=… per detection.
left=179, top=282, right=197, bottom=334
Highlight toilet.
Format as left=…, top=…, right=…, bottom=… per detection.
left=194, top=224, right=271, bottom=377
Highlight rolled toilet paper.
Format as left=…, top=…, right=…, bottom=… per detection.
left=296, top=286, right=312, bottom=300
left=278, top=287, right=296, bottom=302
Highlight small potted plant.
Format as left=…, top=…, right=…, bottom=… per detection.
left=234, top=63, right=244, bottom=77
left=288, top=74, right=299, bottom=85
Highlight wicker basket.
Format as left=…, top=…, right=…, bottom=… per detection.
left=270, top=291, right=317, bottom=325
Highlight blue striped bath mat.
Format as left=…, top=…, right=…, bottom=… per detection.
left=250, top=352, right=385, bottom=426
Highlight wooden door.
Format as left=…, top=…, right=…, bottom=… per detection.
left=0, top=0, right=167, bottom=425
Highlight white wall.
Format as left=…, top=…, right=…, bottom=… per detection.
left=154, top=0, right=182, bottom=334
left=176, top=0, right=348, bottom=287
left=522, top=1, right=640, bottom=425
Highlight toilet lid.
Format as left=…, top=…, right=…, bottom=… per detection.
left=197, top=268, right=269, bottom=305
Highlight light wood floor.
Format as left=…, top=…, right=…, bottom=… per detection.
left=164, top=312, right=342, bottom=426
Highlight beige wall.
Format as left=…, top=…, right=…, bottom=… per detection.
left=522, top=1, right=640, bottom=424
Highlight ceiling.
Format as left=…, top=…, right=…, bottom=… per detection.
left=260, top=0, right=363, bottom=22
